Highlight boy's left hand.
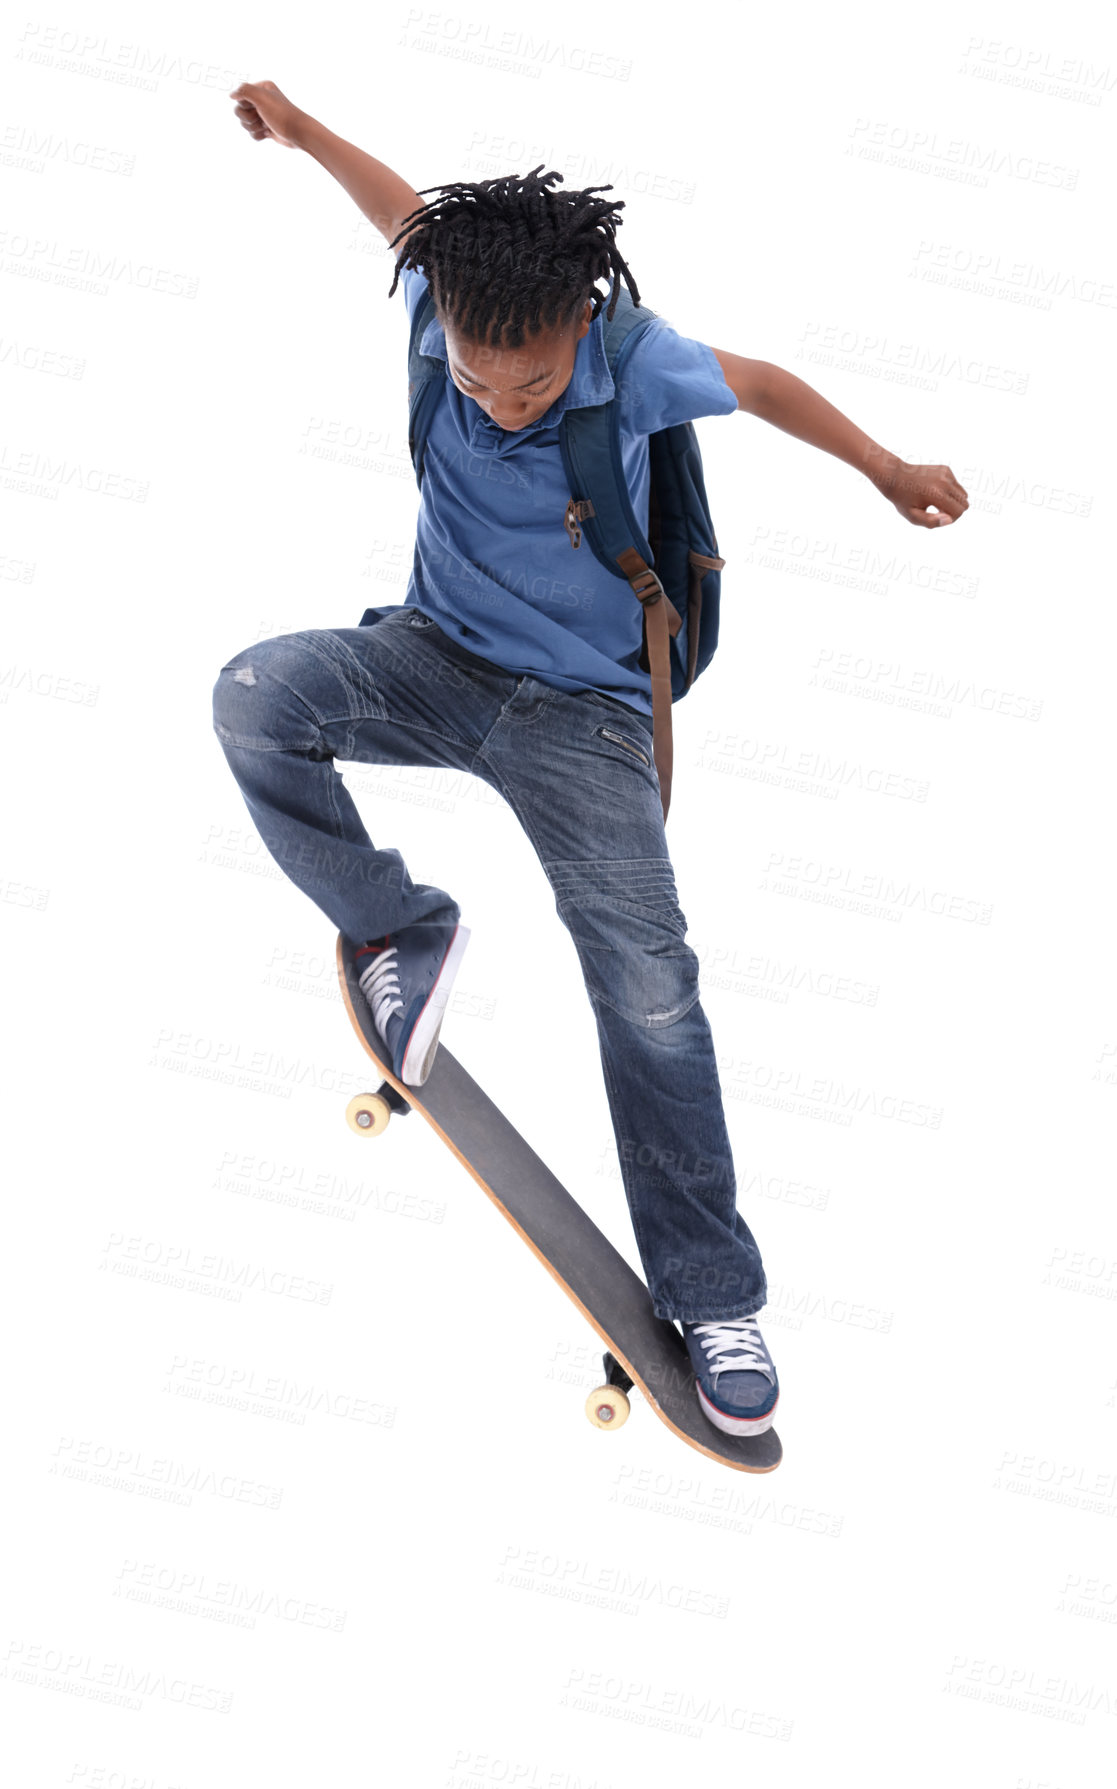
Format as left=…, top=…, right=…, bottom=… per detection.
left=870, top=453, right=969, bottom=527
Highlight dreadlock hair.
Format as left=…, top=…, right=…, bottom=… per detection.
left=385, top=164, right=641, bottom=350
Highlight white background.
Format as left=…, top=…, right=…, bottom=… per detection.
left=3, top=0, right=1115, bottom=1783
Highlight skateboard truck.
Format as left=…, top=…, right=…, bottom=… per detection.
left=585, top=1351, right=635, bottom=1431
left=345, top=1080, right=412, bottom=1137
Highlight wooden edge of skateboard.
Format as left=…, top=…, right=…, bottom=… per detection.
left=336, top=935, right=782, bottom=1475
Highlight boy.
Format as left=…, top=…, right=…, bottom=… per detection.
left=213, top=80, right=968, bottom=1440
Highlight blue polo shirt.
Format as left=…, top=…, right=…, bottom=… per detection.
left=359, top=262, right=738, bottom=717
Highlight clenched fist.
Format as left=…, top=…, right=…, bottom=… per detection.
left=870, top=453, right=970, bottom=528
left=229, top=80, right=309, bottom=150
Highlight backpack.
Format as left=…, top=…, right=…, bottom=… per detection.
left=405, top=281, right=726, bottom=822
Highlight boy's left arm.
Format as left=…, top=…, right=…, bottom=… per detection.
left=709, top=348, right=969, bottom=528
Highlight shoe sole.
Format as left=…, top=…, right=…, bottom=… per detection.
left=696, top=1381, right=779, bottom=1438
left=400, top=923, right=471, bottom=1086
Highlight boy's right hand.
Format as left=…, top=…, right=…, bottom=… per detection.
left=229, top=80, right=310, bottom=150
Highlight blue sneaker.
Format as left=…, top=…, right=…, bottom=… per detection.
left=681, top=1314, right=779, bottom=1437
left=354, top=921, right=471, bottom=1086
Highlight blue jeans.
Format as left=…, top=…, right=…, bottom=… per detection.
left=211, top=607, right=767, bottom=1323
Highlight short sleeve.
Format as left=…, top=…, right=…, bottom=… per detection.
left=617, top=317, right=738, bottom=435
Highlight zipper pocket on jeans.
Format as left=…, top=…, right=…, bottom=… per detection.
left=596, top=724, right=651, bottom=769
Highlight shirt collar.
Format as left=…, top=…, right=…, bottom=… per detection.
left=419, top=302, right=615, bottom=424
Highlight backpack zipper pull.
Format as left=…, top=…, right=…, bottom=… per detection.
left=564, top=497, right=593, bottom=549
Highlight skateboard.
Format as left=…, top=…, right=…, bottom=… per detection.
left=336, top=933, right=782, bottom=1474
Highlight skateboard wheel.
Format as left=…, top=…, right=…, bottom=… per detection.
left=585, top=1385, right=630, bottom=1430
left=345, top=1092, right=392, bottom=1137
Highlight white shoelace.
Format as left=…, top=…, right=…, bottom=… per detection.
left=358, top=947, right=404, bottom=1033
left=690, top=1317, right=775, bottom=1384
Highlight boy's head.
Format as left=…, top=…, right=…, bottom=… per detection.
left=387, top=165, right=640, bottom=432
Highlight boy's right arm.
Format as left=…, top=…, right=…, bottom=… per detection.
left=229, top=81, right=426, bottom=251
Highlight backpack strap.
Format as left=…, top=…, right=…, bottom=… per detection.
left=615, top=544, right=678, bottom=823
left=558, top=289, right=684, bottom=822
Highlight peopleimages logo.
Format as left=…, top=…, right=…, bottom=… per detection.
left=845, top=116, right=1079, bottom=188
left=910, top=239, right=1116, bottom=310
left=760, top=852, right=993, bottom=926
left=958, top=36, right=1117, bottom=105
left=397, top=10, right=633, bottom=82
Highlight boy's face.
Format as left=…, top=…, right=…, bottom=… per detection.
left=442, top=299, right=594, bottom=432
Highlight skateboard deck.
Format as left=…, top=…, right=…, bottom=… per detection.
left=336, top=934, right=782, bottom=1474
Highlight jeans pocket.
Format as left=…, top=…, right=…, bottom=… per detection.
left=594, top=722, right=652, bottom=771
